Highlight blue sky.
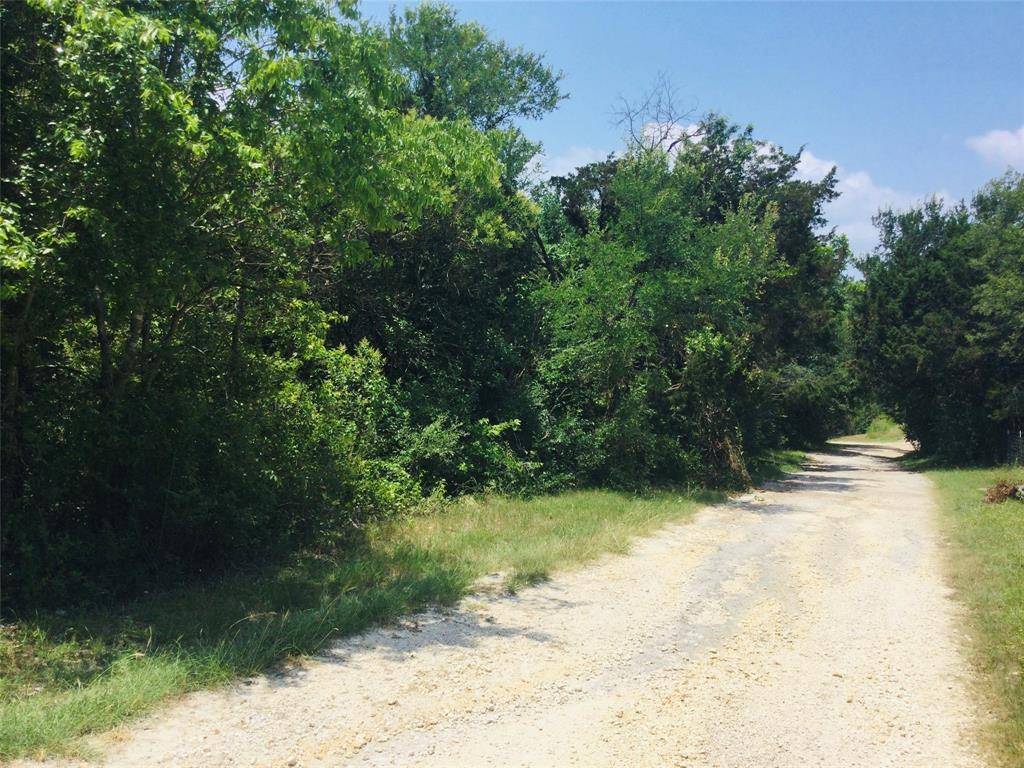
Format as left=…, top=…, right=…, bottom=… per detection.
left=364, top=1, right=1024, bottom=255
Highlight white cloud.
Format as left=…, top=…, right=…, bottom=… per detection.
left=796, top=150, right=944, bottom=257
left=640, top=122, right=702, bottom=154
left=794, top=150, right=835, bottom=181
left=530, top=146, right=612, bottom=180
left=966, top=125, right=1024, bottom=167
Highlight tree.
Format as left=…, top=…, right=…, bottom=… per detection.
left=533, top=117, right=789, bottom=486
left=537, top=105, right=853, bottom=467
left=386, top=2, right=564, bottom=131
left=853, top=173, right=1024, bottom=461
left=1, top=9, right=888, bottom=607
left=969, top=173, right=1024, bottom=440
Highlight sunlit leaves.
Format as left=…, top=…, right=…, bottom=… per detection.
left=387, top=2, right=564, bottom=131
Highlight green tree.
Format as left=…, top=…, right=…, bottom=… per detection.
left=537, top=111, right=852, bottom=478
left=386, top=2, right=564, bottom=131
left=969, top=173, right=1024, bottom=439
left=534, top=127, right=785, bottom=486
left=1, top=5, right=886, bottom=608
left=0, top=0, right=508, bottom=605
left=853, top=173, right=1023, bottom=461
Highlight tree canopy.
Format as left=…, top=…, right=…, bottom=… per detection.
left=854, top=173, right=1023, bottom=461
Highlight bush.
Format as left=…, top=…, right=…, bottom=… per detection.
left=1, top=342, right=420, bottom=608
left=402, top=416, right=540, bottom=495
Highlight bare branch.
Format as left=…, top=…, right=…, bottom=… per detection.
left=613, top=73, right=701, bottom=154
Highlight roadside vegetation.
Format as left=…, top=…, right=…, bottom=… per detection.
left=862, top=415, right=905, bottom=442
left=927, top=468, right=1024, bottom=766
left=747, top=449, right=808, bottom=483
left=832, top=414, right=905, bottom=444
left=3, top=0, right=854, bottom=614
left=2, top=0, right=838, bottom=755
left=0, top=485, right=734, bottom=760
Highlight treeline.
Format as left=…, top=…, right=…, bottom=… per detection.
left=853, top=173, right=1023, bottom=462
left=0, top=0, right=949, bottom=608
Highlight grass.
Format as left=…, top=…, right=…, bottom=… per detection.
left=390, top=487, right=729, bottom=591
left=833, top=414, right=905, bottom=443
left=1, top=486, right=732, bottom=761
left=748, top=448, right=806, bottom=484
left=927, top=466, right=1024, bottom=766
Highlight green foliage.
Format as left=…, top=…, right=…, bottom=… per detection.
left=0, top=0, right=526, bottom=606
left=970, top=175, right=1024, bottom=433
left=853, top=173, right=1024, bottom=461
left=3, top=0, right=861, bottom=610
left=8, top=1, right=998, bottom=752
left=387, top=2, right=565, bottom=131
left=402, top=416, right=540, bottom=494
left=863, top=415, right=904, bottom=441
left=533, top=116, right=851, bottom=486
left=761, top=362, right=857, bottom=447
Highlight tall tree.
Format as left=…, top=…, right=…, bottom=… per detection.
left=386, top=2, right=564, bottom=131
left=853, top=173, right=1024, bottom=460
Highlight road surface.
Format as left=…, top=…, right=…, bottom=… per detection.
left=73, top=442, right=984, bottom=767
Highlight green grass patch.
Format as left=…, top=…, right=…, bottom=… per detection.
left=748, top=449, right=806, bottom=484
left=927, top=466, right=1024, bottom=766
left=0, top=487, right=721, bottom=761
left=389, top=488, right=724, bottom=592
left=864, top=414, right=904, bottom=441
left=835, top=414, right=905, bottom=443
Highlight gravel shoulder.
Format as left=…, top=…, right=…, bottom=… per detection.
left=38, top=442, right=985, bottom=767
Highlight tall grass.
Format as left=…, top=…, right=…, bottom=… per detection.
left=391, top=488, right=725, bottom=591
left=1, top=486, right=727, bottom=760
left=864, top=414, right=904, bottom=441
left=928, top=467, right=1024, bottom=766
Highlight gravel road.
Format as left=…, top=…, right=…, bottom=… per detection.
left=62, top=442, right=985, bottom=767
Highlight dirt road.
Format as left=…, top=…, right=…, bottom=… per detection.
left=84, top=443, right=984, bottom=767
